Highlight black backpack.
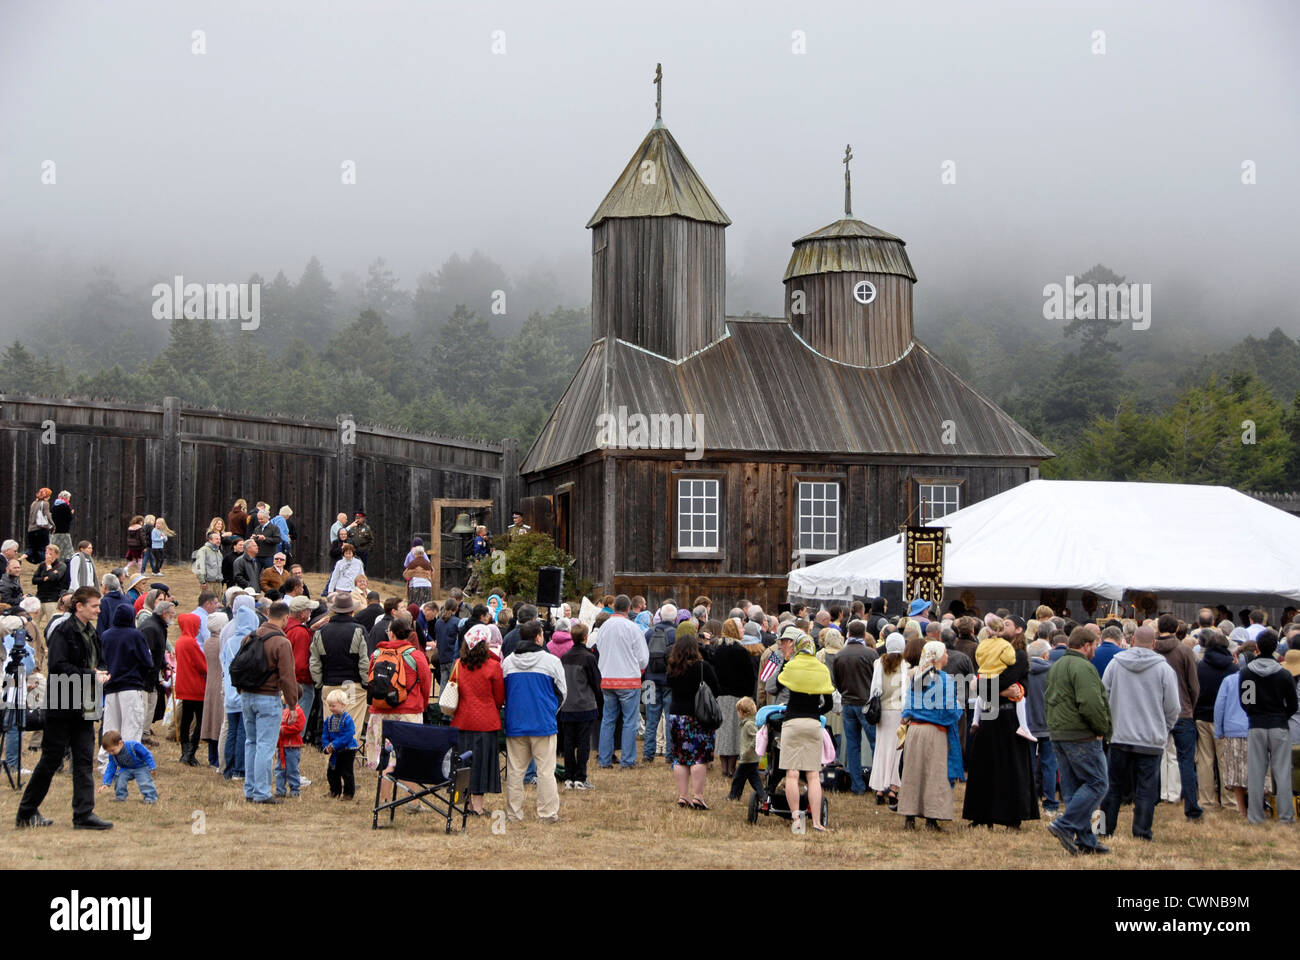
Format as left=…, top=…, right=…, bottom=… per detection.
left=648, top=622, right=672, bottom=675
left=229, top=631, right=272, bottom=691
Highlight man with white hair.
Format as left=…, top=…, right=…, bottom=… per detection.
left=642, top=603, right=677, bottom=763
left=96, top=573, right=129, bottom=635
left=0, top=540, right=19, bottom=565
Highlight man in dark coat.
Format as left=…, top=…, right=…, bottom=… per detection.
left=96, top=603, right=153, bottom=768
left=16, top=586, right=113, bottom=830
left=139, top=601, right=173, bottom=741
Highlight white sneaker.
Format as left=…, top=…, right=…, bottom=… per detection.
left=21, top=768, right=33, bottom=776
left=574, top=781, right=594, bottom=791
left=299, top=777, right=312, bottom=787
left=563, top=780, right=573, bottom=790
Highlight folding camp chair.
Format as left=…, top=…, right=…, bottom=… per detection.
left=371, top=720, right=472, bottom=833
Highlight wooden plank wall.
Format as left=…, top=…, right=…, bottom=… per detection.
left=786, top=272, right=913, bottom=366
left=528, top=454, right=1031, bottom=606
left=592, top=217, right=726, bottom=358
left=1, top=396, right=505, bottom=584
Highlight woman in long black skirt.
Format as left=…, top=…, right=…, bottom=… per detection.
left=962, top=646, right=1040, bottom=828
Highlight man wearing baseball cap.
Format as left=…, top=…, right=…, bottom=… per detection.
left=286, top=596, right=321, bottom=744
left=345, top=512, right=373, bottom=568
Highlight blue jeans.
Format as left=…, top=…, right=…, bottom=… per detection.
left=599, top=688, right=640, bottom=768
left=1053, top=739, right=1109, bottom=849
left=842, top=703, right=869, bottom=793
left=224, top=710, right=245, bottom=777
left=298, top=685, right=315, bottom=742
left=1171, top=717, right=1203, bottom=817
left=1100, top=745, right=1160, bottom=838
left=113, top=766, right=157, bottom=801
left=275, top=746, right=301, bottom=796
left=3, top=709, right=21, bottom=771
left=643, top=681, right=671, bottom=760
left=241, top=693, right=281, bottom=801
left=1032, top=738, right=1059, bottom=807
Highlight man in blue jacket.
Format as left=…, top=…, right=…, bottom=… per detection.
left=501, top=621, right=566, bottom=823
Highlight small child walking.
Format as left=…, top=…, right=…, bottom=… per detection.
left=728, top=697, right=767, bottom=803
left=148, top=517, right=176, bottom=575
left=320, top=689, right=358, bottom=799
left=99, top=730, right=158, bottom=803
left=275, top=697, right=306, bottom=798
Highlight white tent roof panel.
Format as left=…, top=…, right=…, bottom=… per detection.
left=786, top=480, right=1300, bottom=604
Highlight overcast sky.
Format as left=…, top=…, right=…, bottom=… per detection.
left=2, top=0, right=1297, bottom=334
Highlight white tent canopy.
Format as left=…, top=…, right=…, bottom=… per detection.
left=787, top=480, right=1300, bottom=605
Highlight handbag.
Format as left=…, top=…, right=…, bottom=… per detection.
left=864, top=693, right=882, bottom=725
left=694, top=662, right=723, bottom=730
left=437, top=662, right=459, bottom=716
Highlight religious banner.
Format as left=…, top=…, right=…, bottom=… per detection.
left=905, top=526, right=945, bottom=605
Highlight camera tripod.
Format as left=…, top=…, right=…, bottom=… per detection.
left=1, top=646, right=32, bottom=790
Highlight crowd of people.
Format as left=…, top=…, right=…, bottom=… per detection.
left=4, top=489, right=1298, bottom=850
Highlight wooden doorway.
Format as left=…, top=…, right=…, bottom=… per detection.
left=430, top=499, right=494, bottom=594
left=554, top=483, right=573, bottom=554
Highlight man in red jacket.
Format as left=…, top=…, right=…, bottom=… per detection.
left=286, top=596, right=319, bottom=745
left=367, top=619, right=431, bottom=800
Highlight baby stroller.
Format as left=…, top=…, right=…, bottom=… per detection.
left=745, top=707, right=829, bottom=828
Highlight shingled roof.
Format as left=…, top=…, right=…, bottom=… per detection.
left=521, top=318, right=1053, bottom=474
left=586, top=124, right=731, bottom=228
left=784, top=217, right=917, bottom=282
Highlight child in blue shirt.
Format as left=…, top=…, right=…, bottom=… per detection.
left=99, top=730, right=158, bottom=802
left=320, top=689, right=359, bottom=799
left=148, top=518, right=175, bottom=575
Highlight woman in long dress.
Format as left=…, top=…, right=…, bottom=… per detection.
left=868, top=635, right=909, bottom=807
left=962, top=635, right=1040, bottom=828
left=899, top=640, right=965, bottom=830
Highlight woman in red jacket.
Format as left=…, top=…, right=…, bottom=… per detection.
left=450, top=624, right=506, bottom=816
left=174, top=612, right=208, bottom=767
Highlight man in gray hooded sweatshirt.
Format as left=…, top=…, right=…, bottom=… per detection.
left=1240, top=630, right=1297, bottom=824
left=1099, top=625, right=1181, bottom=840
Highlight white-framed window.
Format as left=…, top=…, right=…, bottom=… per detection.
left=677, top=478, right=719, bottom=553
left=918, top=482, right=960, bottom=525
left=797, top=481, right=840, bottom=554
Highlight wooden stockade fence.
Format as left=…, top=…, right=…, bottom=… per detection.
left=1, top=395, right=522, bottom=585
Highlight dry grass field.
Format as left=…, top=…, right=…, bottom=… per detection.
left=2, top=562, right=1296, bottom=869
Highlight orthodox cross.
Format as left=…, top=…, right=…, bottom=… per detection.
left=843, top=144, right=853, bottom=218
left=655, top=62, right=665, bottom=123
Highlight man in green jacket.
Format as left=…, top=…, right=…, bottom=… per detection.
left=1044, top=627, right=1112, bottom=856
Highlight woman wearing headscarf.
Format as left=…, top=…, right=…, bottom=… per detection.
left=712, top=618, right=757, bottom=778
left=403, top=545, right=434, bottom=607
left=776, top=635, right=835, bottom=831
left=869, top=634, right=910, bottom=807
left=899, top=640, right=965, bottom=831
left=25, top=488, right=53, bottom=565
left=450, top=623, right=506, bottom=816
